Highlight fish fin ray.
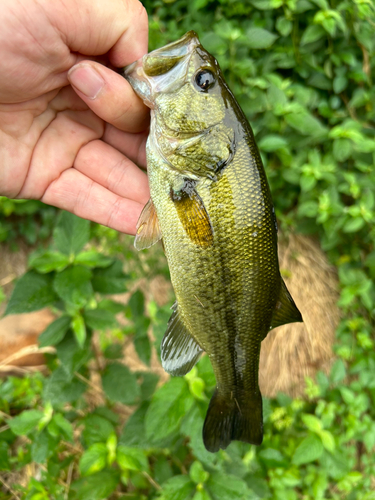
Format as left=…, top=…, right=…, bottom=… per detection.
left=134, top=198, right=162, bottom=250
left=269, top=279, right=303, bottom=333
left=203, top=389, right=263, bottom=453
left=161, top=302, right=203, bottom=376
left=171, top=179, right=214, bottom=248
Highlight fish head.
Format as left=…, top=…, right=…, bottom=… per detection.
left=125, top=31, right=236, bottom=179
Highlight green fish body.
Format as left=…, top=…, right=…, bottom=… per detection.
left=125, top=32, right=302, bottom=452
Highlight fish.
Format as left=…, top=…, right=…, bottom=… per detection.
left=124, top=31, right=302, bottom=453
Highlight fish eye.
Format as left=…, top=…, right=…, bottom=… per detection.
left=194, top=69, right=216, bottom=91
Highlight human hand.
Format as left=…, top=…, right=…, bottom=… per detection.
left=0, top=0, right=150, bottom=235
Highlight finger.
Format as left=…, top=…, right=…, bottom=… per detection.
left=19, top=107, right=104, bottom=200
left=44, top=0, right=148, bottom=65
left=103, top=124, right=148, bottom=168
left=75, top=140, right=149, bottom=205
left=68, top=61, right=149, bottom=133
left=41, top=167, right=144, bottom=235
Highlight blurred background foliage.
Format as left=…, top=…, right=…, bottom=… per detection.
left=1, top=0, right=375, bottom=498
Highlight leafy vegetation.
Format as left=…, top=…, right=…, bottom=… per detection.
left=1, top=0, right=375, bottom=498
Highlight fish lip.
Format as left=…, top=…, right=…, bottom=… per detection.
left=123, top=31, right=200, bottom=108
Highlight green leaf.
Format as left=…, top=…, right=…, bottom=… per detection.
left=206, top=472, right=252, bottom=500
left=258, top=135, right=288, bottom=152
left=333, top=75, right=348, bottom=94
left=56, top=334, right=91, bottom=378
left=72, top=314, right=87, bottom=348
left=79, top=444, right=108, bottom=476
left=120, top=402, right=149, bottom=448
left=190, top=461, right=209, bottom=484
left=285, top=112, right=327, bottom=137
left=245, top=28, right=278, bottom=49
left=159, top=475, right=195, bottom=500
left=276, top=17, right=293, bottom=37
left=300, top=25, right=325, bottom=45
left=53, top=211, right=90, bottom=256
left=117, top=446, right=149, bottom=472
left=74, top=251, right=113, bottom=268
left=134, top=332, right=152, bottom=366
left=70, top=469, right=120, bottom=500
left=258, top=448, right=288, bottom=468
left=29, top=250, right=70, bottom=273
left=330, top=359, right=346, bottom=383
left=129, top=290, right=145, bottom=318
left=320, top=430, right=336, bottom=452
left=31, top=429, right=57, bottom=463
left=343, top=217, right=365, bottom=233
left=53, top=266, right=93, bottom=308
left=102, top=363, right=140, bottom=405
left=139, top=372, right=159, bottom=401
left=38, top=316, right=71, bottom=347
left=0, top=442, right=10, bottom=471
left=49, top=413, right=74, bottom=442
left=301, top=414, right=323, bottom=434
left=5, top=271, right=58, bottom=315
left=145, top=378, right=194, bottom=442
left=192, top=490, right=212, bottom=500
left=333, top=138, right=352, bottom=161
left=92, top=260, right=128, bottom=294
left=8, top=410, right=44, bottom=436
left=44, top=366, right=86, bottom=405
left=292, top=434, right=324, bottom=465
left=82, top=415, right=115, bottom=448
left=83, top=309, right=117, bottom=331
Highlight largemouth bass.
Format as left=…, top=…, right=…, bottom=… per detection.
left=125, top=31, right=302, bottom=452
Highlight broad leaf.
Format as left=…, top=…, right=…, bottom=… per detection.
left=5, top=271, right=58, bottom=315
left=245, top=28, right=277, bottom=49
left=8, top=410, right=43, bottom=436
left=79, top=443, right=108, bottom=476
left=92, top=260, right=127, bottom=294
left=53, top=211, right=90, bottom=256
left=70, top=469, right=120, bottom=500
left=145, top=378, right=194, bottom=442
left=29, top=250, right=70, bottom=273
left=82, top=414, right=116, bottom=448
left=159, top=475, right=195, bottom=500
left=292, top=434, right=324, bottom=465
left=38, top=316, right=71, bottom=347
left=53, top=266, right=93, bottom=308
left=102, top=363, right=140, bottom=405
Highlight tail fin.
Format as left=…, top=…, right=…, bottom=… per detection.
left=202, top=388, right=263, bottom=453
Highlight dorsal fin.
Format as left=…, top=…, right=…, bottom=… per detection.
left=134, top=198, right=162, bottom=250
left=161, top=302, right=203, bottom=376
left=269, top=279, right=303, bottom=332
left=171, top=179, right=214, bottom=248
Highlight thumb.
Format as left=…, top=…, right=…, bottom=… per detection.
left=68, top=61, right=149, bottom=133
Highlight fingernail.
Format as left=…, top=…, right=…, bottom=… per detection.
left=68, top=64, right=105, bottom=99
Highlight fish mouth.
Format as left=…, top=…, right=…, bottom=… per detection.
left=124, top=31, right=200, bottom=108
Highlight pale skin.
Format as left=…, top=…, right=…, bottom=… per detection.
left=0, top=0, right=151, bottom=235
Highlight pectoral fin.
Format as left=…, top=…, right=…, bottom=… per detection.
left=269, top=279, right=303, bottom=332
left=171, top=179, right=214, bottom=248
left=161, top=302, right=203, bottom=376
left=134, top=198, right=162, bottom=250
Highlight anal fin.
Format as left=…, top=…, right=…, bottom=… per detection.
left=270, top=279, right=303, bottom=331
left=161, top=302, right=203, bottom=376
left=134, top=198, right=162, bottom=250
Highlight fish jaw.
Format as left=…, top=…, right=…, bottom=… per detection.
left=124, top=31, right=200, bottom=108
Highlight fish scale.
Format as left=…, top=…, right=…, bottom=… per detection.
left=125, top=31, right=302, bottom=452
